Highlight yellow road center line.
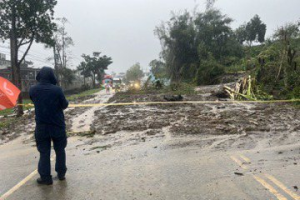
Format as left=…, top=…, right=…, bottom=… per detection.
left=230, top=156, right=248, bottom=170
left=253, top=175, right=287, bottom=200
left=239, top=155, right=251, bottom=163
left=264, top=174, right=300, bottom=200
left=0, top=170, right=38, bottom=200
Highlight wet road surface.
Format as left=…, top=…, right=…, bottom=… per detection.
left=0, top=135, right=299, bottom=200
left=0, top=89, right=299, bottom=200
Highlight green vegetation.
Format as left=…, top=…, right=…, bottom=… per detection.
left=0, top=99, right=32, bottom=116
left=67, top=88, right=101, bottom=101
left=150, top=0, right=299, bottom=100
left=254, top=22, right=300, bottom=99
left=77, top=52, right=113, bottom=88
left=0, top=0, right=57, bottom=116
left=0, top=118, right=16, bottom=129
left=123, top=63, right=144, bottom=84
left=0, top=88, right=101, bottom=116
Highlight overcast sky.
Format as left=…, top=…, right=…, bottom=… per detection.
left=2, top=0, right=299, bottom=73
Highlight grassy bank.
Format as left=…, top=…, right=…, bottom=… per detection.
left=0, top=88, right=101, bottom=116
left=67, top=88, right=101, bottom=101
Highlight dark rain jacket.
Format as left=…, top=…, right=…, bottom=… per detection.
left=29, top=67, right=69, bottom=128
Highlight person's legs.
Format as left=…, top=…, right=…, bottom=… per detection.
left=52, top=128, right=68, bottom=179
left=35, top=125, right=52, bottom=183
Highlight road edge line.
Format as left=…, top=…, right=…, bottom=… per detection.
left=0, top=169, right=37, bottom=200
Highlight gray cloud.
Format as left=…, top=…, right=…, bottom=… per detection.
left=28, top=0, right=300, bottom=73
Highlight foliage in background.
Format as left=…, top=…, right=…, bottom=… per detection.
left=149, top=59, right=167, bottom=80
left=46, top=17, right=75, bottom=86
left=124, top=63, right=144, bottom=83
left=79, top=52, right=113, bottom=88
left=154, top=5, right=244, bottom=85
left=153, top=3, right=299, bottom=100
left=0, top=0, right=57, bottom=116
left=255, top=21, right=300, bottom=99
left=235, top=15, right=267, bottom=46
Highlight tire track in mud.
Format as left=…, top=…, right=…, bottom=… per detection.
left=67, top=90, right=113, bottom=133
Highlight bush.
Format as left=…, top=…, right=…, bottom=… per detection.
left=196, top=59, right=225, bottom=85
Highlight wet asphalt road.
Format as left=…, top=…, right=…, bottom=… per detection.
left=0, top=134, right=299, bottom=200
left=1, top=90, right=299, bottom=200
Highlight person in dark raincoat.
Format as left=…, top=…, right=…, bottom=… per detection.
left=29, top=67, right=69, bottom=185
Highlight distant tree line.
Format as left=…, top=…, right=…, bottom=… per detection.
left=77, top=52, right=113, bottom=88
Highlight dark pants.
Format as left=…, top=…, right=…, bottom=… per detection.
left=35, top=124, right=67, bottom=181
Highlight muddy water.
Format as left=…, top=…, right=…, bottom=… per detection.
left=70, top=90, right=113, bottom=133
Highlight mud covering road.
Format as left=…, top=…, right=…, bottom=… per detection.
left=0, top=87, right=299, bottom=200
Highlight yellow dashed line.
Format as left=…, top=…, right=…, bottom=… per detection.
left=253, top=175, right=288, bottom=200
left=230, top=156, right=248, bottom=170
left=265, top=174, right=300, bottom=200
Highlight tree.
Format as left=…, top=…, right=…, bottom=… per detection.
left=155, top=11, right=198, bottom=82
left=81, top=52, right=113, bottom=88
left=206, top=0, right=216, bottom=11
left=247, top=15, right=267, bottom=44
left=45, top=17, right=74, bottom=85
left=273, top=23, right=300, bottom=85
left=124, top=63, right=144, bottom=83
left=77, top=61, right=91, bottom=86
left=194, top=9, right=239, bottom=63
left=149, top=59, right=166, bottom=79
left=0, top=0, right=57, bottom=116
left=53, top=18, right=74, bottom=69
left=155, top=8, right=242, bottom=84
left=58, top=67, right=76, bottom=88
left=235, top=24, right=248, bottom=44
left=236, top=15, right=267, bottom=46
left=254, top=21, right=300, bottom=98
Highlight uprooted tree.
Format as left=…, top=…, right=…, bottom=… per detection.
left=0, top=0, right=57, bottom=116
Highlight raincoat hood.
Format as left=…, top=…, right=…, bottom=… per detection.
left=36, top=67, right=57, bottom=85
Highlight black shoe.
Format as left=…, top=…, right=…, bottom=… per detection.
left=37, top=178, right=53, bottom=185
left=57, top=174, right=66, bottom=181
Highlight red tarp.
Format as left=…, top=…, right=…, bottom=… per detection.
left=0, top=76, right=21, bottom=110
